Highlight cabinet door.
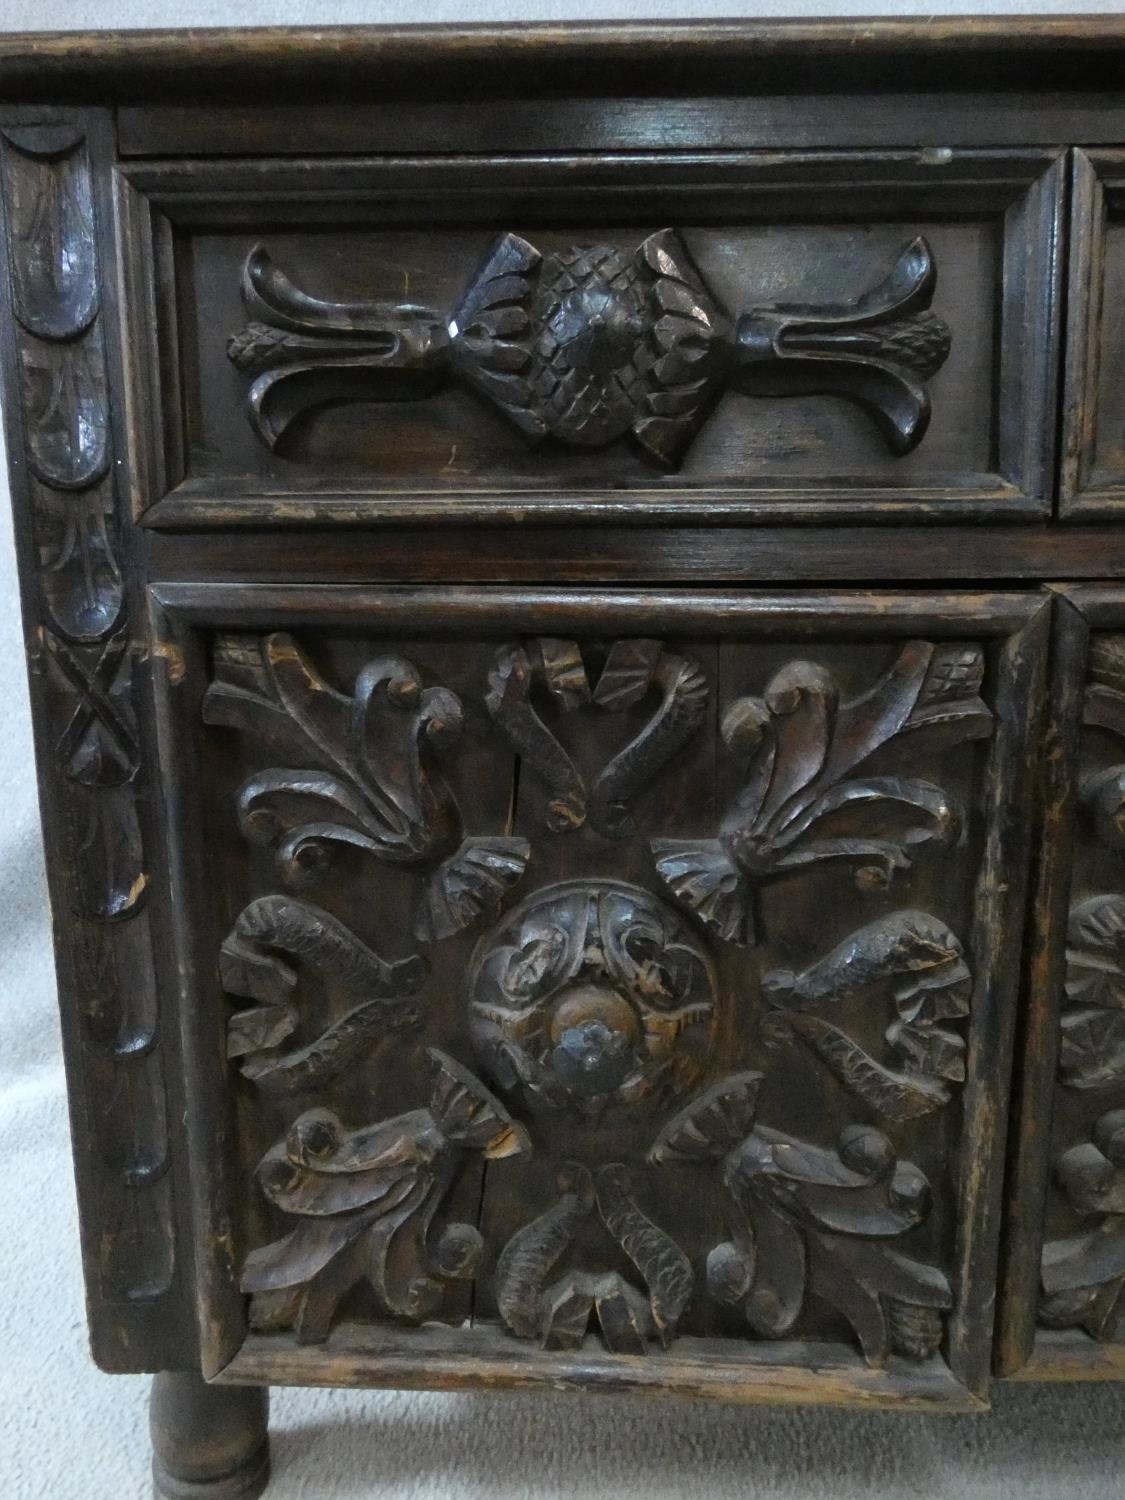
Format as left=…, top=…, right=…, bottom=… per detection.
left=149, top=586, right=1045, bottom=1408
left=999, top=586, right=1125, bottom=1381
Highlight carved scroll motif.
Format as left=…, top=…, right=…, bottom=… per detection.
left=763, top=910, right=972, bottom=1121
left=244, top=1050, right=530, bottom=1344
left=0, top=121, right=175, bottom=1317
left=1041, top=636, right=1125, bottom=1339
left=651, top=1074, right=951, bottom=1366
left=485, top=638, right=708, bottom=836
left=202, top=633, right=530, bottom=941
left=653, top=641, right=992, bottom=947
left=1040, top=1112, right=1125, bottom=1342
left=228, top=233, right=951, bottom=466
left=220, top=895, right=428, bottom=1093
left=494, top=1162, right=693, bottom=1353
left=468, top=879, right=718, bottom=1117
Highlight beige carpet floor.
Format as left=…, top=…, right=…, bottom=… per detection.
left=1, top=6, right=1124, bottom=1494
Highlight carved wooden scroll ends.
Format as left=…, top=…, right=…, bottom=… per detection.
left=651, top=1073, right=951, bottom=1365
left=485, top=637, right=708, bottom=836
left=243, top=1050, right=530, bottom=1344
left=202, top=633, right=529, bottom=942
left=228, top=233, right=951, bottom=466
left=654, top=640, right=991, bottom=947
left=763, top=909, right=972, bottom=1122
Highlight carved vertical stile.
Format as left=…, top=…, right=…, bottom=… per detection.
left=0, top=110, right=185, bottom=1369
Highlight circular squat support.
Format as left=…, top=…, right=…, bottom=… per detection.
left=150, top=1371, right=270, bottom=1500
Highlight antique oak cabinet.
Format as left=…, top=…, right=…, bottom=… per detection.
left=6, top=19, right=1125, bottom=1497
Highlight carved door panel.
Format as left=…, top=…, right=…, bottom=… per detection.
left=148, top=586, right=1045, bottom=1408
left=999, top=586, right=1125, bottom=1381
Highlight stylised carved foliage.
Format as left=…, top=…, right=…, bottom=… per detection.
left=494, top=1162, right=693, bottom=1353
left=651, top=1075, right=951, bottom=1365
left=243, top=1050, right=530, bottom=1343
left=1040, top=1111, right=1125, bottom=1342
left=0, top=120, right=173, bottom=1324
left=763, top=910, right=972, bottom=1120
left=468, top=879, right=718, bottom=1116
left=221, top=895, right=427, bottom=1093
left=734, top=236, right=952, bottom=455
left=485, top=637, right=708, bottom=836
left=1061, top=896, right=1125, bottom=1091
left=654, top=641, right=991, bottom=946
left=202, top=633, right=529, bottom=940
left=229, top=233, right=950, bottom=466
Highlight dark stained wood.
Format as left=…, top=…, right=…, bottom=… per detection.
left=10, top=21, right=1125, bottom=1492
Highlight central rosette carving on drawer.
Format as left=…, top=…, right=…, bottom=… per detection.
left=468, top=879, right=718, bottom=1116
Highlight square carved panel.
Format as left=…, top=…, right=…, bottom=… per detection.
left=147, top=587, right=1044, bottom=1408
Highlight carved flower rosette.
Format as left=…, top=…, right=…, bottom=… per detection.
left=203, top=627, right=990, bottom=1370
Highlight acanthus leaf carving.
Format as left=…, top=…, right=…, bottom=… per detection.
left=229, top=232, right=951, bottom=467
left=1040, top=1111, right=1125, bottom=1342
left=220, top=894, right=427, bottom=1093
left=762, top=910, right=971, bottom=1121
left=485, top=637, right=709, bottom=837
left=493, top=1161, right=693, bottom=1354
left=243, top=1049, right=530, bottom=1344
left=651, top=1076, right=951, bottom=1365
left=202, top=633, right=529, bottom=940
left=653, top=642, right=990, bottom=947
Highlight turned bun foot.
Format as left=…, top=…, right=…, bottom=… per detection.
left=150, top=1371, right=270, bottom=1499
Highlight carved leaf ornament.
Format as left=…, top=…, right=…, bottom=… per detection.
left=209, top=635, right=985, bottom=1361
left=228, top=232, right=952, bottom=465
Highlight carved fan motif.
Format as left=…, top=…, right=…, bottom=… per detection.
left=653, top=640, right=991, bottom=946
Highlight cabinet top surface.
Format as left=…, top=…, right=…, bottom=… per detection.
left=4, top=17, right=1125, bottom=99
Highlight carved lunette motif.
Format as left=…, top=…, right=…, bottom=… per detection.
left=0, top=121, right=175, bottom=1315
left=202, top=634, right=530, bottom=941
left=243, top=1050, right=530, bottom=1344
left=650, top=1074, right=952, bottom=1366
left=227, top=232, right=951, bottom=466
left=653, top=641, right=992, bottom=947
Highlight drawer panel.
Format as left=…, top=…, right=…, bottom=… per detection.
left=148, top=586, right=1044, bottom=1406
left=119, top=152, right=1064, bottom=527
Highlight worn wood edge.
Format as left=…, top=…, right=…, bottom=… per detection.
left=1004, top=1330, right=1125, bottom=1382
left=140, top=491, right=1041, bottom=531
left=215, top=1323, right=986, bottom=1411
left=993, top=592, right=1087, bottom=1377
left=146, top=584, right=1045, bottom=637
left=1059, top=151, right=1105, bottom=514
left=144, top=594, right=247, bottom=1379
left=947, top=599, right=1051, bottom=1396
left=140, top=528, right=1125, bottom=585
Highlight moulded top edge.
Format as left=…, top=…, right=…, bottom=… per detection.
left=5, top=19, right=1125, bottom=102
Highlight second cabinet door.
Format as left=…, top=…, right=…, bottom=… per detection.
left=148, top=585, right=1046, bottom=1408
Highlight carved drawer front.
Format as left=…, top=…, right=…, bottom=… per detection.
left=119, top=152, right=1063, bottom=528
left=1062, top=153, right=1125, bottom=516
left=999, top=587, right=1125, bottom=1381
left=146, top=586, right=1044, bottom=1408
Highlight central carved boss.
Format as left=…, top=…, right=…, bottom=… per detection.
left=467, top=879, right=718, bottom=1115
